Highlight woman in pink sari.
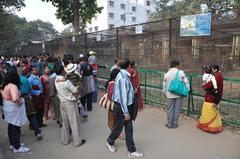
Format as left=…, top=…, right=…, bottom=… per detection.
left=128, top=61, right=143, bottom=111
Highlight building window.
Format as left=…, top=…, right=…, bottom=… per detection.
left=109, top=1, right=114, bottom=7
left=109, top=24, right=114, bottom=29
left=132, top=6, right=136, bottom=12
left=146, top=10, right=150, bottom=15
left=95, top=26, right=98, bottom=31
left=120, top=14, right=125, bottom=20
left=146, top=0, right=150, bottom=6
left=120, top=4, right=126, bottom=10
left=89, top=28, right=92, bottom=32
left=109, top=12, right=114, bottom=18
left=132, top=17, right=136, bottom=22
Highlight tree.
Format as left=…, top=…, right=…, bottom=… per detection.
left=0, top=14, right=59, bottom=53
left=150, top=0, right=240, bottom=23
left=61, top=25, right=74, bottom=37
left=42, top=0, right=103, bottom=35
left=196, top=0, right=239, bottom=23
left=149, top=0, right=200, bottom=21
left=0, top=0, right=25, bottom=13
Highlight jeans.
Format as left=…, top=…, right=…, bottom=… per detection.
left=80, top=93, right=93, bottom=111
left=27, top=114, right=41, bottom=136
left=107, top=103, right=136, bottom=153
left=32, top=95, right=44, bottom=126
left=35, top=107, right=44, bottom=126
left=8, top=124, right=21, bottom=149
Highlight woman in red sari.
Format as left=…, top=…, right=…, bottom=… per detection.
left=197, top=64, right=223, bottom=133
left=128, top=61, right=143, bottom=111
left=40, top=66, right=51, bottom=123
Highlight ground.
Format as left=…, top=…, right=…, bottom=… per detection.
left=0, top=104, right=240, bottom=159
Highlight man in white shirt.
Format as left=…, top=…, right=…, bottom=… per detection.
left=54, top=65, right=85, bottom=147
left=163, top=60, right=190, bottom=129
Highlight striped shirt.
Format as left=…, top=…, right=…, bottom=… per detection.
left=112, top=69, right=134, bottom=115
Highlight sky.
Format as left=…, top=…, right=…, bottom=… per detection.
left=17, top=0, right=66, bottom=32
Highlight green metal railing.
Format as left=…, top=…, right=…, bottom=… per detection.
left=98, top=67, right=240, bottom=127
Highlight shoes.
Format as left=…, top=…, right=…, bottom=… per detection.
left=76, top=139, right=86, bottom=147
left=36, top=133, right=43, bottom=140
left=79, top=106, right=88, bottom=119
left=29, top=125, right=33, bottom=131
left=173, top=124, right=179, bottom=129
left=106, top=142, right=116, bottom=152
left=39, top=124, right=47, bottom=128
left=128, top=151, right=144, bottom=158
left=13, top=146, right=30, bottom=153
left=10, top=143, right=24, bottom=150
left=165, top=124, right=172, bottom=129
left=87, top=107, right=92, bottom=111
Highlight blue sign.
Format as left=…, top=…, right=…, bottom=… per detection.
left=180, top=13, right=212, bottom=36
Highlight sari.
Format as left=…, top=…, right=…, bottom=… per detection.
left=128, top=68, right=143, bottom=111
left=197, top=75, right=223, bottom=133
left=197, top=102, right=223, bottom=133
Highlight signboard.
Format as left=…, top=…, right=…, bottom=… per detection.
left=135, top=25, right=143, bottom=34
left=72, top=36, right=75, bottom=42
left=180, top=13, right=211, bottom=36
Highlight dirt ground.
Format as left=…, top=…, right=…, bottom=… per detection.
left=0, top=104, right=240, bottom=159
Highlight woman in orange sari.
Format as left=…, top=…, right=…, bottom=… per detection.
left=128, top=61, right=143, bottom=111
left=197, top=64, right=223, bottom=133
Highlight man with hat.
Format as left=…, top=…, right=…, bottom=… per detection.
left=55, top=65, right=86, bottom=147
left=65, top=62, right=88, bottom=118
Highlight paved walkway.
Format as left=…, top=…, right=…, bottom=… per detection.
left=0, top=105, right=240, bottom=159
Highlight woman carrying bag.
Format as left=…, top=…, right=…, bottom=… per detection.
left=1, top=67, right=30, bottom=153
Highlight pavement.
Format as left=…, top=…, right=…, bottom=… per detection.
left=0, top=104, right=240, bottom=159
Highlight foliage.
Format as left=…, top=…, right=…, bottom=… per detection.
left=0, top=14, right=59, bottom=53
left=150, top=0, right=240, bottom=23
left=61, top=25, right=74, bottom=37
left=42, top=0, right=103, bottom=33
left=0, top=0, right=25, bottom=13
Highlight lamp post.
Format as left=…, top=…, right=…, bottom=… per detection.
left=37, top=24, right=45, bottom=54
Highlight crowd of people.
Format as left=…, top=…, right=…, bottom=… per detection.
left=0, top=52, right=224, bottom=157
left=0, top=52, right=103, bottom=153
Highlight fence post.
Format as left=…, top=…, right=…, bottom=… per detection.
left=187, top=75, right=193, bottom=116
left=144, top=71, right=147, bottom=104
left=169, top=18, right=172, bottom=57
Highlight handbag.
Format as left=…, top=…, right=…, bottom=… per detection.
left=98, top=93, right=114, bottom=111
left=168, top=70, right=189, bottom=97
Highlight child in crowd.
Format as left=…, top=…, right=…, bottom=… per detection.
left=202, top=65, right=218, bottom=93
left=65, top=63, right=88, bottom=119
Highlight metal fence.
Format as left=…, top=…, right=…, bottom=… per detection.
left=98, top=67, right=240, bottom=127
left=18, top=18, right=240, bottom=74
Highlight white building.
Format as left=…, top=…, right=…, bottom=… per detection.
left=86, top=0, right=156, bottom=32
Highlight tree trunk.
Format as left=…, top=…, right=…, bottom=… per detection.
left=73, top=0, right=80, bottom=35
